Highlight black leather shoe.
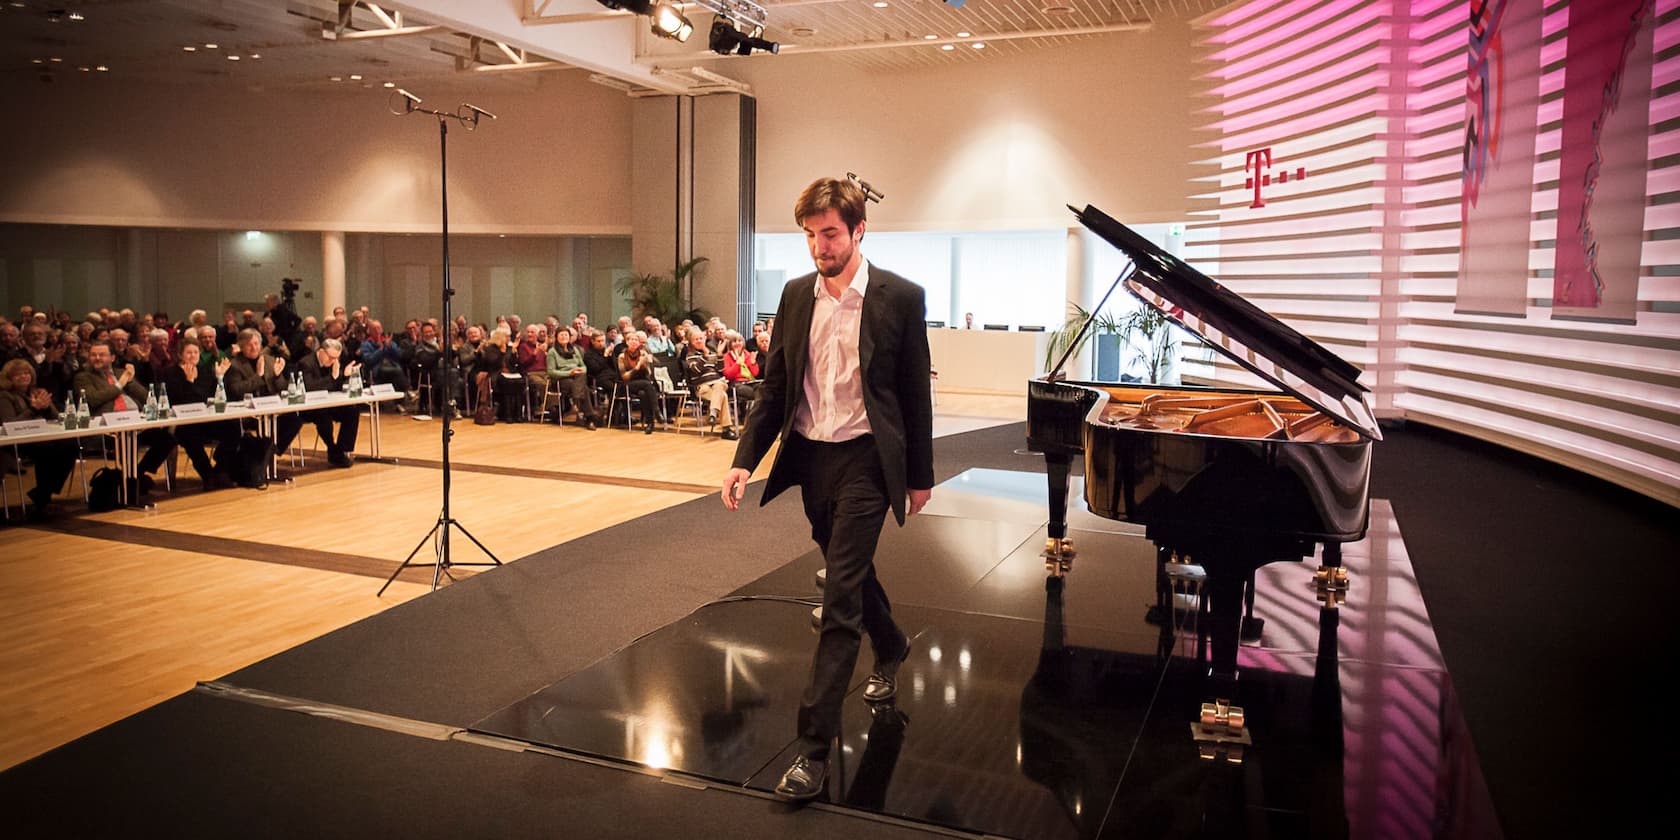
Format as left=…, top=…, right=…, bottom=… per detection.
left=863, top=640, right=912, bottom=703
left=773, top=755, right=827, bottom=802
left=721, top=426, right=739, bottom=441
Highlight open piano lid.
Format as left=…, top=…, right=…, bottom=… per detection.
left=1072, top=203, right=1382, bottom=442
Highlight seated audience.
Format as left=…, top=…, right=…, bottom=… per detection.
left=683, top=330, right=738, bottom=440
left=544, top=326, right=600, bottom=430
left=296, top=338, right=361, bottom=468
left=73, top=341, right=176, bottom=495
left=722, top=330, right=759, bottom=421
left=616, top=330, right=661, bottom=434
left=0, top=358, right=76, bottom=515
left=163, top=340, right=239, bottom=489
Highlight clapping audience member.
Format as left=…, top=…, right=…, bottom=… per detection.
left=544, top=326, right=599, bottom=430
left=260, top=317, right=291, bottom=362
left=617, top=330, right=661, bottom=434
left=73, top=341, right=176, bottom=496
left=163, top=340, right=238, bottom=489
left=146, top=328, right=173, bottom=383
left=683, top=329, right=737, bottom=440
left=412, top=321, right=444, bottom=414
left=0, top=358, right=75, bottom=515
left=217, top=310, right=240, bottom=350
left=288, top=316, right=320, bottom=359
left=20, top=323, right=71, bottom=404
left=583, top=330, right=616, bottom=396
left=360, top=320, right=411, bottom=409
left=297, top=338, right=361, bottom=468
left=515, top=324, right=549, bottom=421
left=722, top=330, right=759, bottom=420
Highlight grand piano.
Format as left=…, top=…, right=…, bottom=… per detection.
left=1028, top=204, right=1382, bottom=742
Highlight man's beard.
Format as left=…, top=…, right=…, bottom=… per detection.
left=815, top=245, right=853, bottom=278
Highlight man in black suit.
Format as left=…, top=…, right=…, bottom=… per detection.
left=722, top=176, right=935, bottom=802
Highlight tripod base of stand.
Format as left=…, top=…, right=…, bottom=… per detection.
left=378, top=512, right=501, bottom=595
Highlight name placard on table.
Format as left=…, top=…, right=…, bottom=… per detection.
left=303, top=390, right=332, bottom=404
left=101, top=410, right=144, bottom=426
left=250, top=395, right=285, bottom=410
left=368, top=383, right=397, bottom=396
left=2, top=419, right=53, bottom=435
left=172, top=403, right=210, bottom=418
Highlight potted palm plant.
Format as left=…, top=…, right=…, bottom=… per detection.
left=1042, top=300, right=1179, bottom=384
left=615, top=256, right=711, bottom=325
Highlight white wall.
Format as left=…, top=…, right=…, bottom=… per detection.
left=734, top=22, right=1203, bottom=234
left=0, top=73, right=634, bottom=234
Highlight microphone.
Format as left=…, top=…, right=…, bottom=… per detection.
left=847, top=172, right=884, bottom=203
left=396, top=88, right=422, bottom=112
left=463, top=103, right=498, bottom=125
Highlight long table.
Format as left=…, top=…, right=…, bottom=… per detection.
left=1, top=390, right=405, bottom=509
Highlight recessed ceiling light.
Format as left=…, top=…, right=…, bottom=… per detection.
left=96, top=65, right=108, bottom=72
left=349, top=74, right=362, bottom=80
left=182, top=46, right=196, bottom=52
left=78, top=66, right=90, bottom=72
left=330, top=75, right=342, bottom=81
left=940, top=44, right=954, bottom=51
left=382, top=81, right=394, bottom=88
left=872, top=1, right=889, bottom=6
left=923, top=34, right=937, bottom=40
left=204, top=43, right=218, bottom=49
left=956, top=31, right=970, bottom=37
left=49, top=57, right=62, bottom=62
left=972, top=42, right=985, bottom=49
left=68, top=11, right=84, bottom=20
left=30, top=58, right=42, bottom=64
left=249, top=53, right=260, bottom=59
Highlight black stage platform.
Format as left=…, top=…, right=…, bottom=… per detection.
left=474, top=468, right=1498, bottom=839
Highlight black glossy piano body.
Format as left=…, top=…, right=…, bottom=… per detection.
left=1029, top=204, right=1382, bottom=705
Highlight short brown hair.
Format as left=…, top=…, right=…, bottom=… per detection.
left=793, top=177, right=867, bottom=233
left=1, top=357, right=34, bottom=384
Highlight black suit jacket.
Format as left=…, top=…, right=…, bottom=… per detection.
left=731, top=264, right=935, bottom=525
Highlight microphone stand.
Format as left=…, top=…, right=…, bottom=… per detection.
left=380, top=92, right=502, bottom=595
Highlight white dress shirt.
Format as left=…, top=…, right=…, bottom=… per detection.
left=794, top=259, right=872, bottom=442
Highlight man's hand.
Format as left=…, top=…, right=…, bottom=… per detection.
left=908, top=488, right=932, bottom=516
left=215, top=357, right=233, bottom=378
left=118, top=364, right=135, bottom=386
left=28, top=388, right=52, bottom=410
left=721, top=467, right=751, bottom=511
left=271, top=357, right=285, bottom=377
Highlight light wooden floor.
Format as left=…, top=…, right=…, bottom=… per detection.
left=0, top=390, right=1024, bottom=770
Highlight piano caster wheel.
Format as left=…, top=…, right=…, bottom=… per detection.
left=1199, top=699, right=1245, bottom=732
left=1198, top=743, right=1245, bottom=765
left=1042, top=537, right=1075, bottom=576
left=1313, top=565, right=1350, bottom=607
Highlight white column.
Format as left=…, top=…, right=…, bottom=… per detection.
left=321, top=231, right=346, bottom=320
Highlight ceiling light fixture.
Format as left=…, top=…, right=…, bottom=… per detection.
left=709, top=18, right=779, bottom=56
left=956, top=31, right=970, bottom=37
left=594, top=0, right=654, bottom=13
left=182, top=46, right=196, bottom=52
left=940, top=44, right=954, bottom=51
left=249, top=53, right=260, bottom=59
left=96, top=65, right=108, bottom=71
left=227, top=55, right=240, bottom=61
left=923, top=34, right=937, bottom=40
left=68, top=11, right=84, bottom=20
left=971, top=42, right=985, bottom=48
left=872, top=1, right=889, bottom=6
left=350, top=74, right=362, bottom=80
left=383, top=81, right=395, bottom=88
left=204, top=43, right=218, bottom=49
left=649, top=2, right=692, bottom=42
left=330, top=75, right=342, bottom=81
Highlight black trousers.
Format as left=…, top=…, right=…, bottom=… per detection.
left=793, top=433, right=908, bottom=761
left=136, top=428, right=176, bottom=475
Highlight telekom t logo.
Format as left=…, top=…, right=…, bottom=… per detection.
left=1244, top=147, right=1307, bottom=208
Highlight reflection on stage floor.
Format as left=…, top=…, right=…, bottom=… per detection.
left=472, top=469, right=1497, bottom=839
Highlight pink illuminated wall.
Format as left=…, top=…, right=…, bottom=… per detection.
left=1188, top=0, right=1680, bottom=506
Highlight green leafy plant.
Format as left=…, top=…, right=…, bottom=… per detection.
left=1042, top=300, right=1179, bottom=383
left=615, top=256, right=710, bottom=326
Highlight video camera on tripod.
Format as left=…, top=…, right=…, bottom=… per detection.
left=273, top=277, right=304, bottom=339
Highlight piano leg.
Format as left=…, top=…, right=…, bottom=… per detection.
left=1240, top=569, right=1264, bottom=643
left=1042, top=452, right=1075, bottom=577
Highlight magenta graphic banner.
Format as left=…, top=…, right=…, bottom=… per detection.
left=1551, top=0, right=1654, bottom=322
left=1458, top=0, right=1546, bottom=317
